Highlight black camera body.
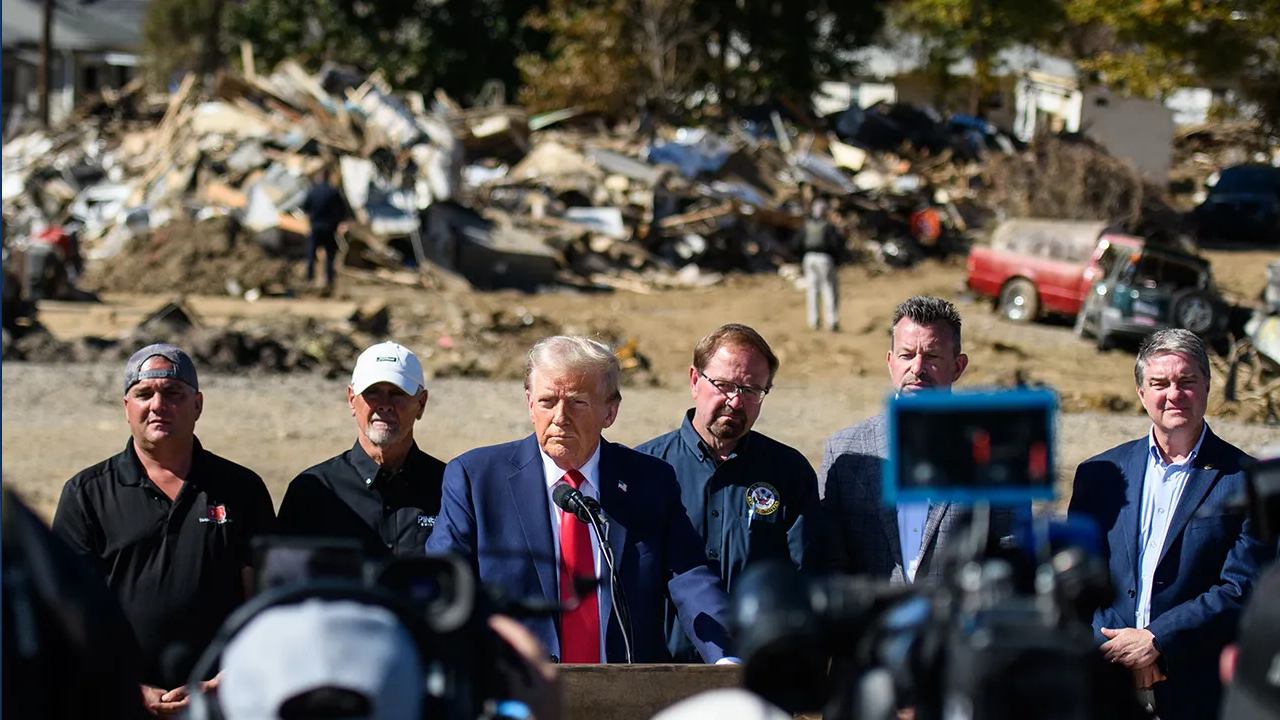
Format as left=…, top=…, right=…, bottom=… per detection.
left=1241, top=454, right=1280, bottom=546
left=734, top=533, right=1145, bottom=720
left=732, top=389, right=1149, bottom=720
left=188, top=538, right=523, bottom=720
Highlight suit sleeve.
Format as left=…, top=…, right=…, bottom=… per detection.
left=1065, top=462, right=1092, bottom=521
left=818, top=438, right=852, bottom=574
left=1070, top=458, right=1141, bottom=645
left=1066, top=462, right=1126, bottom=645
left=789, top=462, right=824, bottom=574
left=1145, top=512, right=1272, bottom=677
left=424, top=457, right=478, bottom=562
left=660, top=464, right=733, bottom=663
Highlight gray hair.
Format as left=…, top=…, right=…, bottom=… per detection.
left=891, top=296, right=963, bottom=356
left=1135, top=329, right=1211, bottom=387
left=525, top=335, right=622, bottom=401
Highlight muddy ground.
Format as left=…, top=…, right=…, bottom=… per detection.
left=4, top=244, right=1277, bottom=521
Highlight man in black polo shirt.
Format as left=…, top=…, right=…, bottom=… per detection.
left=636, top=324, right=822, bottom=663
left=51, top=343, right=276, bottom=713
left=278, top=341, right=446, bottom=559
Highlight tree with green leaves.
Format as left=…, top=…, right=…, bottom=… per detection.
left=516, top=0, right=884, bottom=118
left=516, top=0, right=713, bottom=117
left=688, top=0, right=884, bottom=110
left=1058, top=0, right=1280, bottom=129
left=142, top=0, right=224, bottom=85
left=220, top=0, right=543, bottom=102
left=889, top=0, right=1062, bottom=116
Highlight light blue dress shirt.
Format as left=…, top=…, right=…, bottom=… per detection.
left=1135, top=423, right=1207, bottom=628
left=898, top=501, right=931, bottom=583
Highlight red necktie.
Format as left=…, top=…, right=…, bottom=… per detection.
left=558, top=469, right=600, bottom=663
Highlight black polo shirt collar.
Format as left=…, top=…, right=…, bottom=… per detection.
left=115, top=436, right=209, bottom=489
left=678, top=408, right=753, bottom=464
left=344, top=439, right=430, bottom=489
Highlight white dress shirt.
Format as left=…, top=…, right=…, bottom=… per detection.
left=540, top=442, right=610, bottom=660
left=897, top=501, right=931, bottom=583
left=1135, top=423, right=1207, bottom=629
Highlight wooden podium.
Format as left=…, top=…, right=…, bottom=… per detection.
left=559, top=664, right=743, bottom=720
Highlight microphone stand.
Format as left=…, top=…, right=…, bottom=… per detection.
left=582, top=497, right=634, bottom=664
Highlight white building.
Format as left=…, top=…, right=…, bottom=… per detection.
left=2, top=0, right=148, bottom=126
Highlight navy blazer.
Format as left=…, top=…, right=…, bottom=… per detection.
left=425, top=435, right=733, bottom=663
left=1067, top=426, right=1273, bottom=720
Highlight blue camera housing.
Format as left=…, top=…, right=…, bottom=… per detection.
left=882, top=387, right=1058, bottom=506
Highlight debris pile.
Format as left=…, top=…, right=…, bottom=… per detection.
left=0, top=293, right=659, bottom=388
left=1169, top=122, right=1279, bottom=203
left=3, top=61, right=1025, bottom=301
left=983, top=136, right=1184, bottom=241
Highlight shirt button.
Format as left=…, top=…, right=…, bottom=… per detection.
left=708, top=550, right=720, bottom=560
left=710, top=510, right=720, bottom=518
left=1128, top=589, right=1136, bottom=598
left=386, top=543, right=394, bottom=550
left=365, top=478, right=373, bottom=486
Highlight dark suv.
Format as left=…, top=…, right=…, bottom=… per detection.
left=1074, top=246, right=1229, bottom=350
left=1194, top=164, right=1280, bottom=243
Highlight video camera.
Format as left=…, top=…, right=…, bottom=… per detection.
left=1240, top=452, right=1280, bottom=548
left=731, top=388, right=1150, bottom=720
left=185, top=538, right=548, bottom=720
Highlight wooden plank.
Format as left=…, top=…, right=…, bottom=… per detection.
left=202, top=181, right=248, bottom=209
left=240, top=41, right=256, bottom=81
left=658, top=202, right=736, bottom=230
left=559, top=665, right=741, bottom=720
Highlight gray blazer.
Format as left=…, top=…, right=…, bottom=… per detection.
left=819, top=413, right=1015, bottom=585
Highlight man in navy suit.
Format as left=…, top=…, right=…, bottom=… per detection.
left=1068, top=329, right=1272, bottom=720
left=426, top=335, right=735, bottom=664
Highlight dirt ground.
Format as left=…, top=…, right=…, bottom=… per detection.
left=4, top=244, right=1277, bottom=521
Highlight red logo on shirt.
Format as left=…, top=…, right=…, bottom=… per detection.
left=207, top=504, right=228, bottom=523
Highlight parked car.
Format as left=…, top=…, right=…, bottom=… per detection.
left=966, top=219, right=1144, bottom=323
left=1074, top=246, right=1229, bottom=350
left=1194, top=164, right=1280, bottom=243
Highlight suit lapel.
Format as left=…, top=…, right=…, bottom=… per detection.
left=880, top=508, right=904, bottom=572
left=1119, top=441, right=1147, bottom=586
left=596, top=440, right=630, bottom=568
left=873, top=413, right=906, bottom=575
left=1157, top=430, right=1224, bottom=567
left=595, top=440, right=629, bottom=661
left=919, top=502, right=949, bottom=563
left=506, top=435, right=557, bottom=605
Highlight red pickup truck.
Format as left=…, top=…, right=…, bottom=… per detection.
left=966, top=219, right=1144, bottom=323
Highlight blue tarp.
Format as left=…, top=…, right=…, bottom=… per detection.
left=646, top=131, right=732, bottom=179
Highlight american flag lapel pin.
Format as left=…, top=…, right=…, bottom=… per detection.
left=617, top=480, right=627, bottom=492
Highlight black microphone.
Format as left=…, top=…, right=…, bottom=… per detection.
left=552, top=484, right=597, bottom=525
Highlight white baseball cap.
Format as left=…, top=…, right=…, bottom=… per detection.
left=218, top=599, right=424, bottom=720
left=350, top=342, right=425, bottom=396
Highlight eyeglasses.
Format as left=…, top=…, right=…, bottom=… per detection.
left=697, top=369, right=769, bottom=404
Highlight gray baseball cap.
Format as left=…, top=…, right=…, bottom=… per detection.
left=218, top=599, right=424, bottom=720
left=123, top=343, right=199, bottom=394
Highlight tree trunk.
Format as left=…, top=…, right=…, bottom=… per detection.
left=38, top=0, right=53, bottom=127
left=968, top=0, right=987, bottom=117
left=201, top=0, right=227, bottom=79
left=971, top=50, right=989, bottom=117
